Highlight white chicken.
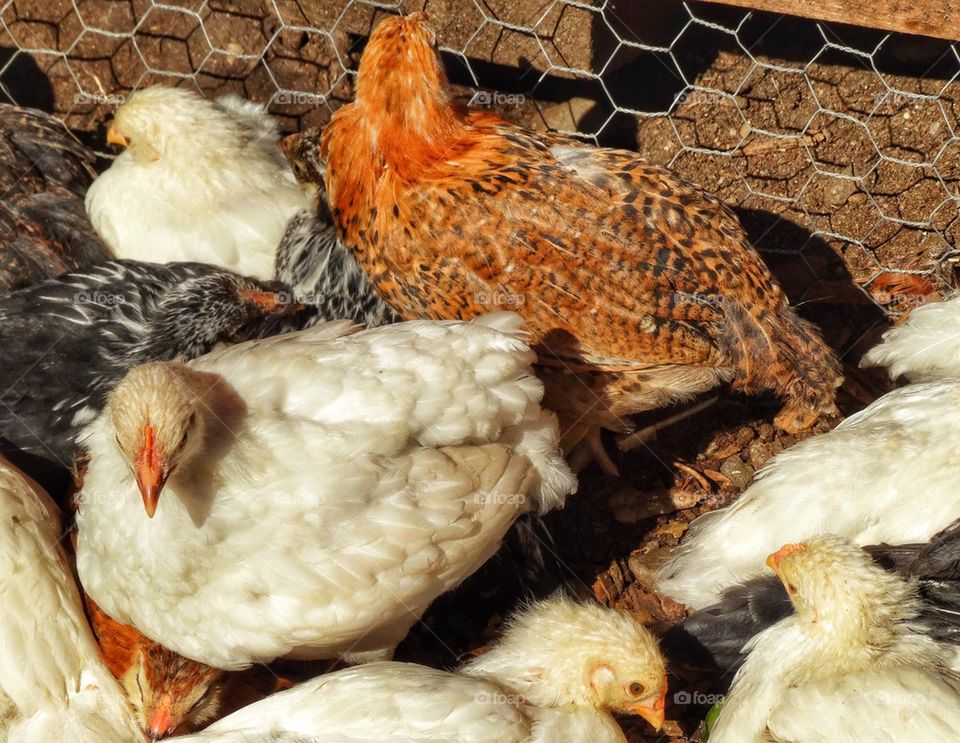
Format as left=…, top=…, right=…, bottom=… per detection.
left=170, top=597, right=667, bottom=742
left=76, top=313, right=575, bottom=670
left=861, top=294, right=960, bottom=380
left=0, top=455, right=141, bottom=742
left=710, top=536, right=960, bottom=742
left=657, top=378, right=960, bottom=608
left=659, top=296, right=960, bottom=609
left=85, top=86, right=308, bottom=280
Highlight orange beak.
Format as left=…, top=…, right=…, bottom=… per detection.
left=148, top=692, right=174, bottom=739
left=239, top=288, right=303, bottom=315
left=766, top=542, right=807, bottom=579
left=135, top=423, right=166, bottom=518
left=630, top=673, right=667, bottom=731
left=106, top=124, right=129, bottom=148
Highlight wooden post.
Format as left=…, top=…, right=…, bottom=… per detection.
left=693, top=0, right=960, bottom=41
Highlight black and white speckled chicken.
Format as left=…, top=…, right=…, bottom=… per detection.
left=0, top=104, right=111, bottom=291
left=273, top=204, right=399, bottom=329
left=0, top=261, right=299, bottom=466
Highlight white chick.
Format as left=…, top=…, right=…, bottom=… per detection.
left=85, top=86, right=308, bottom=279
left=170, top=597, right=667, bottom=742
left=711, top=536, right=960, bottom=742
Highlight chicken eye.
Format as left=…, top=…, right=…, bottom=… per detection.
left=786, top=583, right=797, bottom=593
left=179, top=430, right=189, bottom=448
left=628, top=682, right=645, bottom=697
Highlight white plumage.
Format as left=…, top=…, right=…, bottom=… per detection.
left=657, top=379, right=960, bottom=608
left=169, top=597, right=666, bottom=742
left=710, top=536, right=960, bottom=742
left=0, top=456, right=141, bottom=742
left=172, top=664, right=534, bottom=742
left=861, top=294, right=960, bottom=380
left=76, top=312, right=575, bottom=670
left=85, top=86, right=308, bottom=280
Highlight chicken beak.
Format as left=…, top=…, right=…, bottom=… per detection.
left=766, top=542, right=807, bottom=580
left=630, top=674, right=668, bottom=731
left=239, top=289, right=303, bottom=315
left=106, top=124, right=129, bottom=148
left=135, top=423, right=166, bottom=518
left=148, top=692, right=174, bottom=739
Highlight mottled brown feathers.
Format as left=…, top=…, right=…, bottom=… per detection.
left=319, top=13, right=841, bottom=436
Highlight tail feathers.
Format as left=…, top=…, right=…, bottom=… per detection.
left=867, top=519, right=960, bottom=646
left=501, top=409, right=576, bottom=515
left=470, top=311, right=531, bottom=345
left=731, top=303, right=842, bottom=432
left=465, top=313, right=575, bottom=512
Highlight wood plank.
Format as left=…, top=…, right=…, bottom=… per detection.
left=694, top=0, right=960, bottom=41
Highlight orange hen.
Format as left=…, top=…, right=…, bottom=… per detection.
left=318, top=13, right=841, bottom=449
left=84, top=596, right=224, bottom=739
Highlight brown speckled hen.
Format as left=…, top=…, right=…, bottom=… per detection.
left=314, top=13, right=840, bottom=458
left=84, top=597, right=224, bottom=739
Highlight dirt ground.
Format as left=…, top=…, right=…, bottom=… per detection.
left=2, top=0, right=958, bottom=740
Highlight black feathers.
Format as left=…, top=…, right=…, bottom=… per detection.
left=274, top=207, right=399, bottom=329
left=0, top=261, right=298, bottom=465
left=0, top=104, right=111, bottom=291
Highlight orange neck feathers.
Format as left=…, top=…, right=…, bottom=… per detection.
left=322, top=13, right=466, bottom=219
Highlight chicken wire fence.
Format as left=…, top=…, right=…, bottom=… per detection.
left=2, top=0, right=960, bottom=354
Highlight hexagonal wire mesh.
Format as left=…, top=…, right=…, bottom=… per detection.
left=1, top=0, right=959, bottom=358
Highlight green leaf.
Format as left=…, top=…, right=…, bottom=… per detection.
left=702, top=697, right=727, bottom=741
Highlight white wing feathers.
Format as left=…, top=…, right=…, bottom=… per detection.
left=0, top=458, right=139, bottom=742
left=657, top=380, right=960, bottom=608
left=171, top=663, right=530, bottom=743
left=862, top=295, right=960, bottom=381
left=192, top=312, right=574, bottom=511
left=768, top=668, right=960, bottom=742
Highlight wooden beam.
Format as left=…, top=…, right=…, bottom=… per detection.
left=694, top=0, right=960, bottom=41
